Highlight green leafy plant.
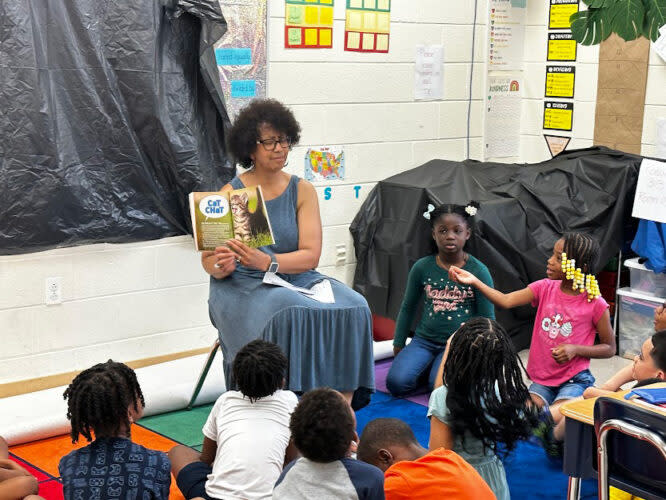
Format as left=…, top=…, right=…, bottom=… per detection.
left=570, top=0, right=666, bottom=45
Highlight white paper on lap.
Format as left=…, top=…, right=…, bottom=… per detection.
left=263, top=272, right=335, bottom=303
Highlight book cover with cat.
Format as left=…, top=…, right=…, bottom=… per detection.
left=189, top=186, right=275, bottom=251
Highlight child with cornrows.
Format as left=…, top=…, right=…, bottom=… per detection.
left=386, top=202, right=495, bottom=397
left=449, top=231, right=615, bottom=408
left=59, top=360, right=171, bottom=500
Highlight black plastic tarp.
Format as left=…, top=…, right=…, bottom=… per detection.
left=350, top=147, right=641, bottom=348
left=0, top=0, right=233, bottom=255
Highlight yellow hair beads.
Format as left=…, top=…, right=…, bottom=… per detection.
left=561, top=252, right=601, bottom=301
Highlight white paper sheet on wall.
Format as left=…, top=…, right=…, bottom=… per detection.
left=653, top=25, right=666, bottom=62
left=484, top=75, right=522, bottom=158
left=632, top=158, right=666, bottom=224
left=488, top=0, right=527, bottom=71
left=657, top=118, right=666, bottom=159
left=414, top=45, right=444, bottom=100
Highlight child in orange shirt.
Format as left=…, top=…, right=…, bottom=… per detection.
left=357, top=418, right=496, bottom=500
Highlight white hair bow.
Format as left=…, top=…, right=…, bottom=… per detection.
left=423, top=204, right=435, bottom=220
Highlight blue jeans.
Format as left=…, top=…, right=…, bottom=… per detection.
left=529, top=369, right=596, bottom=405
left=386, top=336, right=446, bottom=397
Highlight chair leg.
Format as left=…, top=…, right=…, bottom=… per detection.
left=187, top=339, right=220, bottom=410
left=566, top=477, right=581, bottom=500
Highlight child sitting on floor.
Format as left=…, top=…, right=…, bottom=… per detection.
left=428, top=318, right=538, bottom=500
left=387, top=202, right=495, bottom=397
left=169, top=339, right=298, bottom=500
left=59, top=360, right=171, bottom=500
left=0, top=436, right=44, bottom=500
left=273, top=388, right=385, bottom=500
left=357, top=418, right=495, bottom=500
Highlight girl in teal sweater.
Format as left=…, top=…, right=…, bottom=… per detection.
left=386, top=203, right=495, bottom=397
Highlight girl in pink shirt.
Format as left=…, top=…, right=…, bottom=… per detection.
left=449, top=232, right=615, bottom=408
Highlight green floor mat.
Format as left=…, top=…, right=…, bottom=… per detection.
left=140, top=403, right=213, bottom=447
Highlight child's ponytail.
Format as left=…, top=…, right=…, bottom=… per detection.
left=561, top=232, right=602, bottom=301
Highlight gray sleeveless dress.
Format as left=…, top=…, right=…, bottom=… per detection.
left=208, top=175, right=375, bottom=400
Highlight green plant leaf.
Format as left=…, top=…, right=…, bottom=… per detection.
left=642, top=0, right=666, bottom=41
left=609, top=0, right=646, bottom=41
left=571, top=9, right=613, bottom=45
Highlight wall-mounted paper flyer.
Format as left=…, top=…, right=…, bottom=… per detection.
left=632, top=159, right=666, bottom=224
left=415, top=45, right=443, bottom=100
left=484, top=76, right=522, bottom=158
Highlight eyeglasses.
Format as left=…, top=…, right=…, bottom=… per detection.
left=257, top=137, right=292, bottom=151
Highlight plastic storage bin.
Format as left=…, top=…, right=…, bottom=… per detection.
left=616, top=288, right=664, bottom=358
left=624, top=257, right=666, bottom=297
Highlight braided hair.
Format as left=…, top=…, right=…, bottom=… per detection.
left=232, top=339, right=287, bottom=402
left=63, top=360, right=144, bottom=443
left=428, top=202, right=479, bottom=229
left=442, top=318, right=538, bottom=456
left=562, top=232, right=600, bottom=274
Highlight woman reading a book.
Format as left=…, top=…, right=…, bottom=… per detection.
left=201, top=99, right=374, bottom=409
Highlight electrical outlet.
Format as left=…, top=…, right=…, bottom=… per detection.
left=45, top=277, right=63, bottom=305
left=335, top=243, right=347, bottom=266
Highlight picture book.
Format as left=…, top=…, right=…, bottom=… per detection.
left=189, top=186, right=275, bottom=251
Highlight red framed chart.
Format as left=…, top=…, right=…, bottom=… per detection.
left=344, top=0, right=391, bottom=53
left=285, top=0, right=334, bottom=49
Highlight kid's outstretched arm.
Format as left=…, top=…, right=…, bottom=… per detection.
left=449, top=266, right=534, bottom=309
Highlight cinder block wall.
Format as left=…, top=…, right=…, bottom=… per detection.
left=2, top=0, right=664, bottom=385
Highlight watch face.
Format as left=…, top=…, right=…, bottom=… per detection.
left=268, top=262, right=279, bottom=273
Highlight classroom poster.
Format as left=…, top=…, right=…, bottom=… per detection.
left=414, top=45, right=443, bottom=100
left=632, top=159, right=666, bottom=224
left=543, top=101, right=573, bottom=131
left=215, top=0, right=267, bottom=121
left=344, top=0, right=391, bottom=53
left=488, top=0, right=527, bottom=71
left=545, top=66, right=575, bottom=98
left=285, top=0, right=334, bottom=49
left=305, top=146, right=345, bottom=181
left=548, top=0, right=578, bottom=30
left=547, top=32, right=577, bottom=61
left=543, top=134, right=571, bottom=157
left=485, top=76, right=522, bottom=158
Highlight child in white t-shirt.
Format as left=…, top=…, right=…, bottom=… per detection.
left=169, top=340, right=298, bottom=500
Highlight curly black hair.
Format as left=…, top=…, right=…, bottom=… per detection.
left=651, top=330, right=666, bottom=373
left=562, top=232, right=600, bottom=274
left=227, top=98, right=301, bottom=168
left=357, top=418, right=417, bottom=464
left=232, top=339, right=287, bottom=402
left=289, top=388, right=355, bottom=462
left=428, top=202, right=479, bottom=229
left=442, top=317, right=538, bottom=456
left=63, top=360, right=144, bottom=443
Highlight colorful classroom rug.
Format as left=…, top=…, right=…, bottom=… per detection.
left=9, top=358, right=597, bottom=499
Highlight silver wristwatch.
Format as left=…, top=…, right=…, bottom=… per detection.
left=268, top=254, right=279, bottom=273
